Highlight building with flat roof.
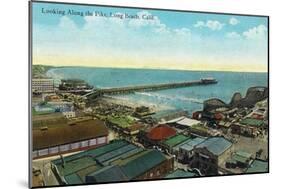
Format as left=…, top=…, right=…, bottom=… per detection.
left=51, top=140, right=174, bottom=185
left=225, top=150, right=253, bottom=170
left=33, top=119, right=108, bottom=159
left=245, top=159, right=268, bottom=173
left=32, top=112, right=68, bottom=129
left=161, top=134, right=191, bottom=154
left=106, top=116, right=143, bottom=136
left=232, top=151, right=253, bottom=168
left=32, top=78, right=55, bottom=93
left=164, top=169, right=197, bottom=179
left=147, top=110, right=188, bottom=123
left=178, top=137, right=207, bottom=164
left=175, top=117, right=201, bottom=128
left=59, top=79, right=92, bottom=91
left=190, top=136, right=233, bottom=175
left=166, top=116, right=201, bottom=130
left=231, top=118, right=265, bottom=137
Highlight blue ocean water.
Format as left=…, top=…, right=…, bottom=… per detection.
left=47, top=67, right=268, bottom=114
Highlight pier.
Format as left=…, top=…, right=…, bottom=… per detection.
left=83, top=78, right=218, bottom=98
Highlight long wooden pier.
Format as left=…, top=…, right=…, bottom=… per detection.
left=83, top=78, right=218, bottom=98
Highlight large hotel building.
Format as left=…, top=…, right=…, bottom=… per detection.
left=32, top=78, right=55, bottom=93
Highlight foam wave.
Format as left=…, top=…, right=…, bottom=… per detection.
left=134, top=92, right=203, bottom=104
left=46, top=69, right=65, bottom=80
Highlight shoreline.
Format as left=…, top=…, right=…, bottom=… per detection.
left=101, top=95, right=174, bottom=112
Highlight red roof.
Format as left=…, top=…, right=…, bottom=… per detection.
left=147, top=124, right=176, bottom=141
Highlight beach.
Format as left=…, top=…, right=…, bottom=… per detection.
left=101, top=95, right=173, bottom=112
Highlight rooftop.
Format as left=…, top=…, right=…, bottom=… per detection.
left=176, top=117, right=201, bottom=127
left=147, top=125, right=177, bottom=141
left=86, top=165, right=129, bottom=183
left=107, top=116, right=135, bottom=128
left=165, top=116, right=186, bottom=123
left=190, top=124, right=208, bottom=133
left=240, top=118, right=264, bottom=127
left=52, top=140, right=168, bottom=184
left=32, top=112, right=66, bottom=122
left=52, top=140, right=133, bottom=184
left=232, top=151, right=252, bottom=164
left=246, top=159, right=268, bottom=173
left=119, top=150, right=167, bottom=180
left=164, top=169, right=197, bottom=178
left=163, top=134, right=191, bottom=148
left=33, top=119, right=108, bottom=150
left=179, top=137, right=206, bottom=151
left=196, top=137, right=232, bottom=156
left=150, top=109, right=188, bottom=121
left=52, top=140, right=129, bottom=165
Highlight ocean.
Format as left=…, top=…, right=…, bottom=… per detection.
left=47, top=67, right=268, bottom=114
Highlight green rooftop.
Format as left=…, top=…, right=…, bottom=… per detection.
left=64, top=173, right=83, bottom=185
left=120, top=150, right=167, bottom=180
left=32, top=105, right=55, bottom=115
left=107, top=116, right=135, bottom=128
left=240, top=118, right=264, bottom=127
left=52, top=140, right=170, bottom=184
left=246, top=159, right=268, bottom=173
left=190, top=124, right=208, bottom=132
left=56, top=156, right=99, bottom=177
left=52, top=140, right=129, bottom=165
left=163, top=134, right=191, bottom=147
left=165, top=169, right=196, bottom=178
left=232, top=151, right=252, bottom=164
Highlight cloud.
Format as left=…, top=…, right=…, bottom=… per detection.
left=34, top=10, right=267, bottom=70
left=194, top=21, right=205, bottom=28
left=194, top=20, right=224, bottom=30
left=229, top=17, right=239, bottom=25
left=243, top=24, right=267, bottom=40
left=59, top=16, right=77, bottom=30
left=49, top=11, right=192, bottom=57
left=226, top=32, right=241, bottom=39
left=173, top=28, right=191, bottom=37
left=128, top=11, right=161, bottom=28
left=128, top=11, right=170, bottom=34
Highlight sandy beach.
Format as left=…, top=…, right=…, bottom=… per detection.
left=101, top=95, right=173, bottom=112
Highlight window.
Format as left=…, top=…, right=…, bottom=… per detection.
left=38, top=148, right=48, bottom=156
left=49, top=146, right=59, bottom=154
left=59, top=144, right=69, bottom=152
left=70, top=142, right=80, bottom=150
left=97, top=136, right=106, bottom=144
left=81, top=140, right=89, bottom=147
left=89, top=139, right=97, bottom=146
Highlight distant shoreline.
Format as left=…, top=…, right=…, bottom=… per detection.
left=35, top=64, right=268, bottom=74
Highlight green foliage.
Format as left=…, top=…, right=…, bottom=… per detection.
left=32, top=65, right=54, bottom=77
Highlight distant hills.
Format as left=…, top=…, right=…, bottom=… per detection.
left=32, top=65, right=54, bottom=78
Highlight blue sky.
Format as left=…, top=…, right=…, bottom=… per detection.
left=32, top=2, right=268, bottom=72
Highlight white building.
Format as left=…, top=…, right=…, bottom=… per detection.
left=63, top=111, right=76, bottom=119
left=32, top=78, right=55, bottom=93
left=176, top=117, right=201, bottom=127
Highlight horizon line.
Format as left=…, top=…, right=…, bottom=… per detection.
left=33, top=64, right=268, bottom=74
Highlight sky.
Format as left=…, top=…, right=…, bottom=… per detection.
left=32, top=2, right=268, bottom=72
